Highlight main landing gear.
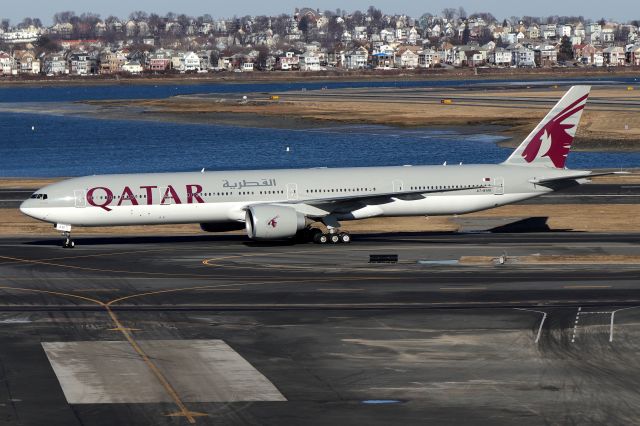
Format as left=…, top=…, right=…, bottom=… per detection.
left=311, top=229, right=351, bottom=244
left=297, top=216, right=352, bottom=244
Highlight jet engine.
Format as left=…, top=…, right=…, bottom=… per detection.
left=245, top=204, right=306, bottom=240
left=200, top=222, right=246, bottom=232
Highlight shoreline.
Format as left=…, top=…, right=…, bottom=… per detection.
left=1, top=67, right=639, bottom=88
left=79, top=85, right=640, bottom=151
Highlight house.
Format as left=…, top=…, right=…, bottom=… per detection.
left=0, top=51, right=16, bottom=75
left=417, top=49, right=439, bottom=68
left=593, top=50, right=605, bottom=66
left=490, top=47, right=512, bottom=66
left=277, top=52, right=299, bottom=70
left=556, top=24, right=572, bottom=38
left=43, top=53, right=67, bottom=75
left=603, top=46, right=625, bottom=65
left=602, top=26, right=615, bottom=44
left=534, top=47, right=558, bottom=67
left=396, top=49, right=419, bottom=68
left=68, top=52, right=96, bottom=75
left=147, top=51, right=172, bottom=71
left=15, top=51, right=40, bottom=74
left=183, top=52, right=201, bottom=71
left=299, top=52, right=321, bottom=71
left=122, top=60, right=143, bottom=74
left=510, top=45, right=535, bottom=67
left=99, top=50, right=126, bottom=74
left=343, top=46, right=369, bottom=69
left=626, top=45, right=640, bottom=66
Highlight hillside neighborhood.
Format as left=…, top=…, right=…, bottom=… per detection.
left=1, top=7, right=640, bottom=77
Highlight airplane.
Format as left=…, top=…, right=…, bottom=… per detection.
left=20, top=85, right=621, bottom=248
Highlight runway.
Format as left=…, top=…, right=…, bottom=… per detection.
left=1, top=232, right=640, bottom=425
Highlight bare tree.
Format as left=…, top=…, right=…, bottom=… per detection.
left=1, top=19, right=10, bottom=31
left=458, top=7, right=467, bottom=20
left=442, top=8, right=456, bottom=21
left=53, top=11, right=76, bottom=24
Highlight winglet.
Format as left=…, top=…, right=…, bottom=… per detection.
left=503, top=86, right=590, bottom=169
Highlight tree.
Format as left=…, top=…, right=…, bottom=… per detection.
left=129, top=11, right=148, bottom=21
left=298, top=15, right=310, bottom=41
left=558, top=36, right=573, bottom=62
left=1, top=19, right=10, bottom=31
left=256, top=45, right=269, bottom=70
left=35, top=35, right=60, bottom=53
left=462, top=26, right=470, bottom=44
left=53, top=11, right=75, bottom=24
left=442, top=8, right=456, bottom=21
left=458, top=7, right=467, bottom=20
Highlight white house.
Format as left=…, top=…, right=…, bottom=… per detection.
left=122, top=60, right=143, bottom=74
left=183, top=52, right=201, bottom=71
left=344, top=47, right=369, bottom=69
left=490, top=48, right=512, bottom=66
left=396, top=49, right=419, bottom=68
left=417, top=49, right=439, bottom=68
left=299, top=52, right=321, bottom=71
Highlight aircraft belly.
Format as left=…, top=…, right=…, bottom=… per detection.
left=378, top=193, right=536, bottom=216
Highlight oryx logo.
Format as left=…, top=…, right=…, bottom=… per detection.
left=522, top=94, right=588, bottom=168
left=267, top=216, right=279, bottom=228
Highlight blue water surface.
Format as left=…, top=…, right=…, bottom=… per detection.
left=1, top=112, right=638, bottom=177
left=0, top=75, right=638, bottom=103
left=1, top=78, right=639, bottom=176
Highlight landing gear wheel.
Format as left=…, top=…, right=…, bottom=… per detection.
left=314, top=233, right=328, bottom=244
left=63, top=238, right=75, bottom=249
left=339, top=232, right=351, bottom=244
left=329, top=233, right=340, bottom=244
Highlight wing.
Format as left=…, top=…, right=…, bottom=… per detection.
left=529, top=171, right=630, bottom=184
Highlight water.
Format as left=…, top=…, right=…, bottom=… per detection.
left=0, top=75, right=638, bottom=103
left=1, top=79, right=639, bottom=177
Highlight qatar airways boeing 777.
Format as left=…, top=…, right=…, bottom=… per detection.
left=20, top=86, right=618, bottom=247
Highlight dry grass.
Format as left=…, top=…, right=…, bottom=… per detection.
left=2, top=203, right=637, bottom=237
left=114, top=86, right=640, bottom=147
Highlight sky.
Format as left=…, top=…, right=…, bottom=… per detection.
left=0, top=0, right=635, bottom=24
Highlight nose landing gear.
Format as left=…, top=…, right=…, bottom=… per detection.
left=56, top=224, right=75, bottom=248
left=62, top=232, right=75, bottom=248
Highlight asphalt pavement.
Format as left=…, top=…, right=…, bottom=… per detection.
left=1, top=232, right=640, bottom=425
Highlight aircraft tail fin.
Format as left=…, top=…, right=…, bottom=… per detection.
left=503, top=85, right=590, bottom=169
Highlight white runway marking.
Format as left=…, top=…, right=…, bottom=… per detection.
left=42, top=340, right=286, bottom=404
left=514, top=308, right=547, bottom=343
left=571, top=307, right=581, bottom=343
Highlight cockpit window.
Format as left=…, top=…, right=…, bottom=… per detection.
left=30, top=193, right=48, bottom=200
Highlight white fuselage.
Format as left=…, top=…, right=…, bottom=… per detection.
left=20, top=163, right=576, bottom=230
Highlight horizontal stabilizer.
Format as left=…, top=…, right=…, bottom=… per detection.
left=529, top=171, right=630, bottom=184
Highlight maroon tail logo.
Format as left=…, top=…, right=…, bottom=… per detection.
left=268, top=216, right=279, bottom=228
left=522, top=94, right=587, bottom=168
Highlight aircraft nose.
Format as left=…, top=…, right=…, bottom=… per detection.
left=19, top=199, right=35, bottom=217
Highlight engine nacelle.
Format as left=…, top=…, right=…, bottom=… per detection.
left=245, top=204, right=306, bottom=240
left=200, top=222, right=246, bottom=233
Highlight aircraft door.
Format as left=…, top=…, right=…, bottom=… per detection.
left=74, top=190, right=86, bottom=208
left=393, top=180, right=404, bottom=192
left=286, top=183, right=298, bottom=201
left=494, top=177, right=504, bottom=195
